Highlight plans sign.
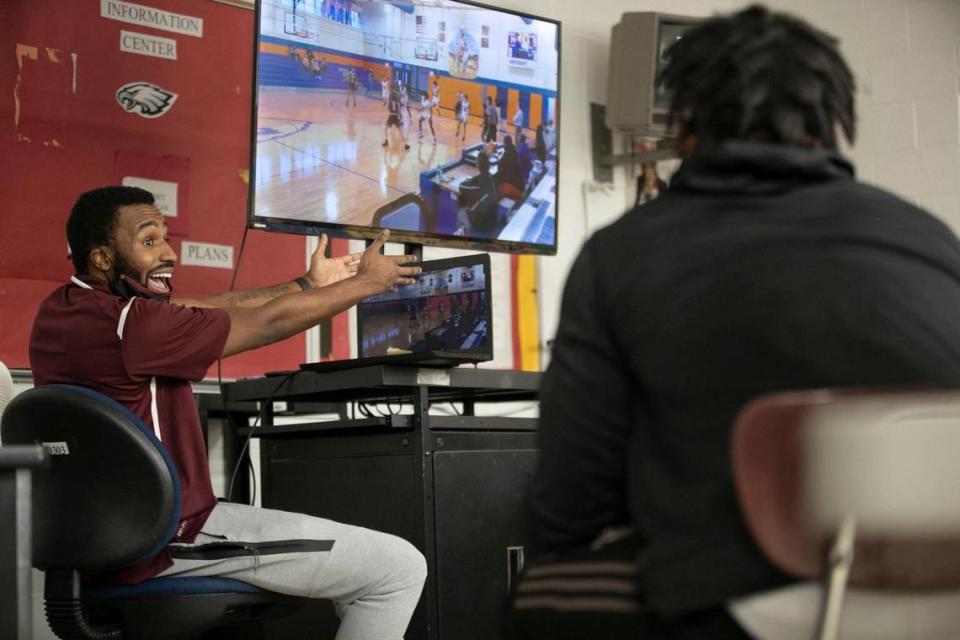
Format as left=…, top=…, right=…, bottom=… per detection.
left=181, top=241, right=234, bottom=270
left=101, top=0, right=203, bottom=38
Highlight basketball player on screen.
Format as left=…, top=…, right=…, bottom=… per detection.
left=400, top=84, right=413, bottom=122
left=346, top=68, right=358, bottom=107
left=418, top=91, right=437, bottom=143
left=383, top=87, right=410, bottom=151
left=431, top=79, right=441, bottom=119
left=457, top=94, right=470, bottom=142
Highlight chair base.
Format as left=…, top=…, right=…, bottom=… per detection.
left=43, top=569, right=306, bottom=640
left=85, top=592, right=304, bottom=640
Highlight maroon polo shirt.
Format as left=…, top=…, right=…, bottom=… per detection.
left=29, top=275, right=231, bottom=584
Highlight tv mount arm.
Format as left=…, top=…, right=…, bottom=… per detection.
left=364, top=238, right=423, bottom=264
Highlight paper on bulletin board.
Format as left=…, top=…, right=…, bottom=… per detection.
left=115, top=150, right=190, bottom=235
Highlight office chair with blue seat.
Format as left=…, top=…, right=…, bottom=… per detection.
left=0, top=384, right=306, bottom=640
left=731, top=389, right=960, bottom=640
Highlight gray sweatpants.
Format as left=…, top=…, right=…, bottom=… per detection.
left=158, top=501, right=427, bottom=640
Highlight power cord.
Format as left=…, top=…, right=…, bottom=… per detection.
left=216, top=224, right=254, bottom=504
left=225, top=370, right=299, bottom=503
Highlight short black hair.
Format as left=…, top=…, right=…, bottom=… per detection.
left=658, top=5, right=855, bottom=149
left=66, top=186, right=155, bottom=274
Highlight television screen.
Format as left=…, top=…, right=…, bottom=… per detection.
left=250, top=0, right=560, bottom=255
left=653, top=19, right=695, bottom=114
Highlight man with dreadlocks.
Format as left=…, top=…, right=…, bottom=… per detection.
left=509, top=5, right=960, bottom=639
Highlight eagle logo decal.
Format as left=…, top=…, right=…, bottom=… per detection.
left=116, top=82, right=178, bottom=119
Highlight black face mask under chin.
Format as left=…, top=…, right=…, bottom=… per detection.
left=110, top=273, right=171, bottom=302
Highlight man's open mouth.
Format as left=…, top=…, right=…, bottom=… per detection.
left=147, top=271, right=172, bottom=294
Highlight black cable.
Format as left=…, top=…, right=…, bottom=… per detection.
left=229, top=226, right=249, bottom=292
left=246, top=454, right=257, bottom=505
left=216, top=222, right=250, bottom=503
left=226, top=371, right=298, bottom=503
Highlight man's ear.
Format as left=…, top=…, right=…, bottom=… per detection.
left=89, top=246, right=112, bottom=274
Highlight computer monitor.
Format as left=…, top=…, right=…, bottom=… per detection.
left=357, top=253, right=492, bottom=360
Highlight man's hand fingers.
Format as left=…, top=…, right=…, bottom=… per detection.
left=367, top=229, right=389, bottom=253
left=339, top=251, right=363, bottom=265
left=315, top=233, right=328, bottom=256
left=398, top=266, right=422, bottom=277
left=396, top=277, right=417, bottom=286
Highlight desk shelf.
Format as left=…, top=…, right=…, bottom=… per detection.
left=240, top=415, right=538, bottom=439
left=239, top=415, right=413, bottom=437
left=225, top=365, right=539, bottom=405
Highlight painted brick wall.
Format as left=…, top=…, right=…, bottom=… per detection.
left=762, top=0, right=960, bottom=231
left=505, top=0, right=959, bottom=355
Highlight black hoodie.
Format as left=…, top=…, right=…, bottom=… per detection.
left=534, top=142, right=960, bottom=615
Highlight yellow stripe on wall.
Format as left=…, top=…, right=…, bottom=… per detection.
left=516, top=255, right=540, bottom=371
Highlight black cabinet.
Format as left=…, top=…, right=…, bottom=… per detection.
left=224, top=366, right=542, bottom=640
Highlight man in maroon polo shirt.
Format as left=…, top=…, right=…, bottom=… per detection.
left=30, top=186, right=427, bottom=640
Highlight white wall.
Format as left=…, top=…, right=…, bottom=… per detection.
left=763, top=0, right=960, bottom=226
left=477, top=0, right=959, bottom=367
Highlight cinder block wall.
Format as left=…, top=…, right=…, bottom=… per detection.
left=764, top=0, right=960, bottom=230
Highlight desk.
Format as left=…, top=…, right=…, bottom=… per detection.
left=224, top=366, right=541, bottom=640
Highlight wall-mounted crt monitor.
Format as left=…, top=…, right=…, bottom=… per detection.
left=250, top=0, right=560, bottom=255
left=605, top=12, right=699, bottom=135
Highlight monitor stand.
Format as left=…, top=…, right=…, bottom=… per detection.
left=405, top=242, right=424, bottom=264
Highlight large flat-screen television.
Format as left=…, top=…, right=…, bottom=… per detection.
left=250, top=0, right=560, bottom=255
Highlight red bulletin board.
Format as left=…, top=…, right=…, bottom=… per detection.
left=0, top=0, right=308, bottom=378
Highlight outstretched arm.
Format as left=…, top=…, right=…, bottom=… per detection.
left=173, top=234, right=365, bottom=309
left=220, top=230, right=419, bottom=358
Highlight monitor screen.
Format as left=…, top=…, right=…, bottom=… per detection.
left=654, top=18, right=696, bottom=115
left=357, top=254, right=490, bottom=357
left=250, top=0, right=560, bottom=255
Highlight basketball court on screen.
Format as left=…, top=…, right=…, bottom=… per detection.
left=254, top=0, right=558, bottom=237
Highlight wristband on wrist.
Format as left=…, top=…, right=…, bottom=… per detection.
left=295, top=277, right=311, bottom=291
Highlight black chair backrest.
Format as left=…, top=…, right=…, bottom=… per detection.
left=0, top=384, right=180, bottom=573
